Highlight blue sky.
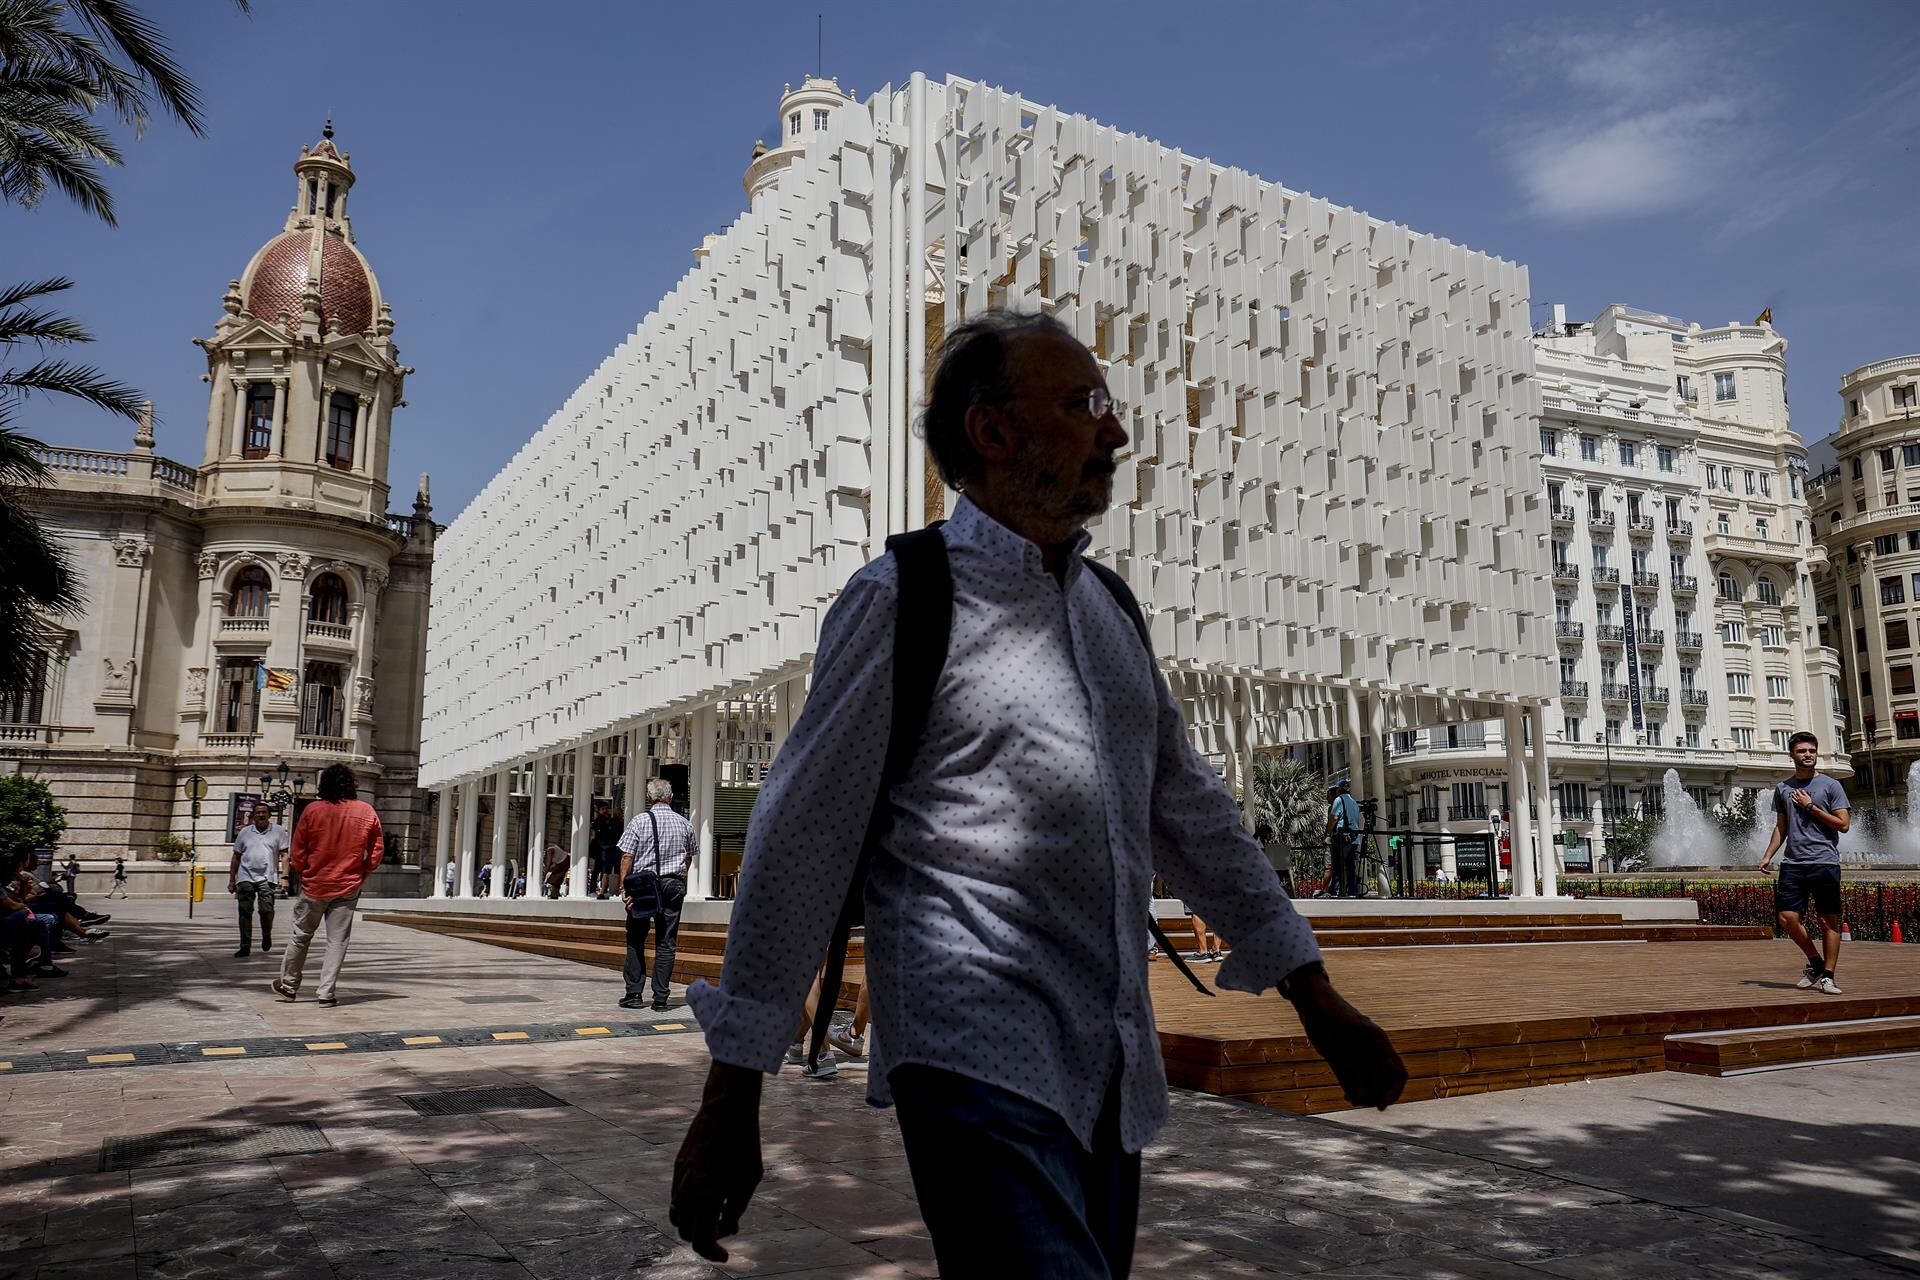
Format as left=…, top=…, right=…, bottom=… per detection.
left=8, top=0, right=1918, bottom=518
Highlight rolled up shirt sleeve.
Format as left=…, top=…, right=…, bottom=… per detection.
left=1146, top=666, right=1320, bottom=997
left=687, top=568, right=897, bottom=1074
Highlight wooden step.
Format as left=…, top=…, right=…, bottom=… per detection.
left=1296, top=912, right=1626, bottom=929
left=1310, top=923, right=1770, bottom=948
left=366, top=913, right=865, bottom=1006
left=1664, top=1015, right=1920, bottom=1076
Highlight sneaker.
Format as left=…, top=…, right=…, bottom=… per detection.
left=651, top=999, right=671, bottom=1012
left=33, top=963, right=68, bottom=978
left=827, top=1026, right=866, bottom=1059
left=1796, top=957, right=1823, bottom=990
left=270, top=978, right=297, bottom=1002
left=82, top=913, right=110, bottom=925
left=618, top=994, right=646, bottom=1009
left=1180, top=951, right=1210, bottom=962
left=261, top=942, right=272, bottom=954
left=1207, top=949, right=1225, bottom=962
left=317, top=996, right=337, bottom=1008
left=802, top=1053, right=838, bottom=1080
left=83, top=928, right=109, bottom=942
left=234, top=947, right=251, bottom=958
left=1816, top=975, right=1843, bottom=995
left=786, top=1041, right=807, bottom=1065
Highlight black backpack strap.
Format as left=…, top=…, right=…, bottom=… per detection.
left=1084, top=557, right=1215, bottom=999
left=810, top=524, right=951, bottom=1069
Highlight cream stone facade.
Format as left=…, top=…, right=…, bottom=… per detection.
left=1385, top=305, right=1845, bottom=873
left=1, top=128, right=437, bottom=883
left=419, top=73, right=1567, bottom=907
left=1810, top=353, right=1920, bottom=817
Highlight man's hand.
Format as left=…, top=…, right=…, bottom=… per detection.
left=1791, top=789, right=1813, bottom=809
left=671, top=1062, right=764, bottom=1262
left=1288, top=971, right=1406, bottom=1110
left=226, top=879, right=237, bottom=895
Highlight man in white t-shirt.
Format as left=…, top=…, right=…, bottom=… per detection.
left=229, top=804, right=288, bottom=958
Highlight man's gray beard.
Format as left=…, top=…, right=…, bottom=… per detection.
left=1006, top=438, right=1112, bottom=530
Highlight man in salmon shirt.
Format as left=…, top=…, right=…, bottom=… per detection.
left=272, top=764, right=382, bottom=1008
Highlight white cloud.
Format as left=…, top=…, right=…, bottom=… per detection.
left=1502, top=21, right=1754, bottom=222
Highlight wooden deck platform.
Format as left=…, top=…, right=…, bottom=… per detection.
left=1154, top=939, right=1920, bottom=1112
left=366, top=906, right=1920, bottom=1114
left=1663, top=1014, right=1920, bottom=1076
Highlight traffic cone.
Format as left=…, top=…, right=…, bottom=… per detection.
left=1842, top=921, right=1854, bottom=942
left=1894, top=921, right=1906, bottom=945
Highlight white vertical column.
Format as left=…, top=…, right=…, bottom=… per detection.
left=268, top=378, right=287, bottom=459
left=351, top=394, right=372, bottom=473
left=489, top=768, right=510, bottom=899
left=1532, top=704, right=1559, bottom=897
left=455, top=779, right=479, bottom=898
left=229, top=379, right=249, bottom=456
left=905, top=72, right=929, bottom=530
left=623, top=728, right=646, bottom=822
left=569, top=742, right=592, bottom=898
left=526, top=757, right=549, bottom=898
left=431, top=786, right=452, bottom=898
left=1504, top=705, right=1536, bottom=897
left=689, top=703, right=719, bottom=900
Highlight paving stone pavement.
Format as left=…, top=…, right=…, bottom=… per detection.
left=0, top=903, right=1913, bottom=1278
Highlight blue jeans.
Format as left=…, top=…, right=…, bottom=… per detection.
left=890, top=1064, right=1140, bottom=1278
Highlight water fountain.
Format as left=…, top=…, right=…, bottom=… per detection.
left=1649, top=769, right=1725, bottom=867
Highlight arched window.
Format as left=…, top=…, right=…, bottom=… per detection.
left=229, top=566, right=271, bottom=618
left=244, top=383, right=275, bottom=458
left=324, top=393, right=356, bottom=469
left=308, top=573, right=349, bottom=625
left=1756, top=576, right=1780, bottom=606
left=300, top=661, right=346, bottom=738
left=1717, top=572, right=1740, bottom=602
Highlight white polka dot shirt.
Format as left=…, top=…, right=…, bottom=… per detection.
left=687, top=496, right=1322, bottom=1153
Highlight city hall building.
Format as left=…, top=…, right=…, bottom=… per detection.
left=418, top=73, right=1563, bottom=905
left=2, top=128, right=437, bottom=884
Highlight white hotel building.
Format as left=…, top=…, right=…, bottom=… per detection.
left=1384, top=304, right=1847, bottom=873
left=414, top=73, right=1569, bottom=905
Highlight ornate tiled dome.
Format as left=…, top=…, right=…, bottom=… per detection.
left=242, top=229, right=376, bottom=336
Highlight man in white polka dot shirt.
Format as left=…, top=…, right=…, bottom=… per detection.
left=673, top=311, right=1407, bottom=1276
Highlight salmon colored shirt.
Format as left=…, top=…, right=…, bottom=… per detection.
left=289, top=798, right=384, bottom=900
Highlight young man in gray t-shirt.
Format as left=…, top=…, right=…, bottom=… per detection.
left=1758, top=731, right=1851, bottom=994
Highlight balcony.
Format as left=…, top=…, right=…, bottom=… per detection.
left=1555, top=621, right=1585, bottom=641
left=1667, top=521, right=1694, bottom=538
left=1601, top=683, right=1633, bottom=701
left=296, top=735, right=354, bottom=754
left=1682, top=690, right=1713, bottom=707
left=1594, top=567, right=1621, bottom=584
left=1702, top=530, right=1801, bottom=565
left=1589, top=510, right=1616, bottom=528
left=1644, top=686, right=1671, bottom=704
left=1449, top=803, right=1490, bottom=822
left=202, top=732, right=259, bottom=750
left=1671, top=575, right=1699, bottom=594
left=1639, top=630, right=1666, bottom=647
left=1560, top=680, right=1589, bottom=699
left=304, top=620, right=353, bottom=643
left=1628, top=515, right=1657, bottom=535
left=1632, top=571, right=1661, bottom=591
left=1562, top=806, right=1593, bottom=822
left=1595, top=625, right=1626, bottom=644
left=1552, top=563, right=1581, bottom=583
left=1416, top=807, right=1440, bottom=824
left=1676, top=631, right=1704, bottom=650
left=1551, top=505, right=1577, bottom=525
left=220, top=616, right=269, bottom=636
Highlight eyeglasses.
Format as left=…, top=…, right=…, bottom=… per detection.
left=1083, top=388, right=1128, bottom=421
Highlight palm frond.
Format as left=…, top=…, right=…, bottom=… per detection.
left=0, top=358, right=143, bottom=418
left=0, top=278, right=77, bottom=311
left=67, top=0, right=212, bottom=135
left=0, top=420, right=55, bottom=489
left=0, top=117, right=118, bottom=221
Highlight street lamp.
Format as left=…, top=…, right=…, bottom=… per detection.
left=258, top=760, right=306, bottom=818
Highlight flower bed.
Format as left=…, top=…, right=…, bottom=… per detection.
left=1562, top=877, right=1920, bottom=941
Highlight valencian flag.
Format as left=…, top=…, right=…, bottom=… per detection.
left=256, top=666, right=297, bottom=692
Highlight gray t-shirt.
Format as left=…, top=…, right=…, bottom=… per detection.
left=1775, top=774, right=1850, bottom=867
